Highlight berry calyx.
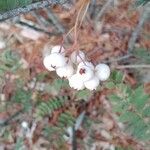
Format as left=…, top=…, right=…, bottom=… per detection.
left=77, top=62, right=94, bottom=82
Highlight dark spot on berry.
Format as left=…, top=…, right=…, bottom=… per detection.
left=51, top=65, right=56, bottom=69
left=79, top=68, right=86, bottom=75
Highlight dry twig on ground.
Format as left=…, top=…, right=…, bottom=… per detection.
left=128, top=3, right=150, bottom=53
left=0, top=0, right=68, bottom=21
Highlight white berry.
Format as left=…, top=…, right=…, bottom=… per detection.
left=43, top=55, right=55, bottom=71
left=69, top=74, right=85, bottom=90
left=51, top=45, right=65, bottom=54
left=63, top=126, right=73, bottom=143
left=77, top=63, right=94, bottom=82
left=21, top=121, right=29, bottom=129
left=56, top=62, right=74, bottom=78
left=43, top=53, right=67, bottom=71
left=0, top=40, right=6, bottom=49
left=84, top=76, right=99, bottom=90
left=66, top=126, right=73, bottom=138
left=70, top=50, right=85, bottom=64
left=95, top=63, right=110, bottom=81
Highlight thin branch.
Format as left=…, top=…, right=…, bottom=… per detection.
left=31, top=11, right=49, bottom=29
left=31, top=11, right=56, bottom=30
left=94, top=0, right=114, bottom=23
left=89, top=0, right=97, bottom=18
left=72, top=126, right=77, bottom=150
left=128, top=3, right=150, bottom=53
left=17, top=20, right=61, bottom=36
left=104, top=54, right=132, bottom=63
left=79, top=2, right=90, bottom=27
left=45, top=8, right=66, bottom=33
left=115, top=64, right=150, bottom=69
left=0, top=0, right=68, bottom=21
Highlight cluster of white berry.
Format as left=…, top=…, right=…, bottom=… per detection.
left=43, top=45, right=110, bottom=90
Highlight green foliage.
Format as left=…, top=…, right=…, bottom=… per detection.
left=36, top=72, right=48, bottom=81
left=1, top=127, right=13, bottom=142
left=115, top=147, right=133, bottom=150
left=75, top=89, right=92, bottom=100
left=44, top=125, right=66, bottom=149
left=0, top=0, right=32, bottom=12
left=44, top=112, right=75, bottom=135
left=43, top=112, right=75, bottom=149
left=0, top=0, right=56, bottom=12
left=135, top=0, right=150, bottom=6
left=35, top=96, right=69, bottom=119
left=58, top=112, right=75, bottom=127
left=12, top=89, right=32, bottom=111
left=133, top=48, right=150, bottom=63
left=52, top=79, right=69, bottom=91
left=36, top=94, right=76, bottom=148
left=0, top=50, right=21, bottom=76
left=105, top=70, right=124, bottom=89
left=107, top=71, right=150, bottom=141
left=44, top=79, right=69, bottom=94
left=15, top=137, right=24, bottom=150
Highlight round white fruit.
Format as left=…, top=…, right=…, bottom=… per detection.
left=43, top=55, right=55, bottom=71
left=56, top=63, right=74, bottom=78
left=84, top=76, right=99, bottom=90
left=21, top=121, right=29, bottom=129
left=63, top=126, right=73, bottom=143
left=43, top=53, right=67, bottom=71
left=70, top=50, right=85, bottom=64
left=69, top=74, right=85, bottom=90
left=77, top=64, right=94, bottom=82
left=51, top=45, right=65, bottom=54
left=95, top=63, right=110, bottom=81
left=0, top=40, right=6, bottom=49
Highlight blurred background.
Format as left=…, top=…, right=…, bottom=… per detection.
left=0, top=0, right=150, bottom=149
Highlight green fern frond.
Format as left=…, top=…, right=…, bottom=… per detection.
left=129, top=86, right=149, bottom=110
left=136, top=0, right=150, bottom=6
left=133, top=48, right=150, bottom=63
left=43, top=112, right=76, bottom=148
left=143, top=106, right=150, bottom=116
left=0, top=50, right=21, bottom=74
left=43, top=125, right=66, bottom=149
left=12, top=89, right=32, bottom=111
left=35, top=96, right=69, bottom=119
left=115, top=147, right=133, bottom=150
left=15, top=137, right=24, bottom=150
left=75, top=89, right=92, bottom=100
left=58, top=112, right=76, bottom=127
left=108, top=71, right=150, bottom=141
left=44, top=126, right=63, bottom=137
left=109, top=85, right=150, bottom=140
left=0, top=0, right=33, bottom=12
left=36, top=96, right=75, bottom=148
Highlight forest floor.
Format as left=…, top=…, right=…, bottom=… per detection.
left=0, top=0, right=150, bottom=150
